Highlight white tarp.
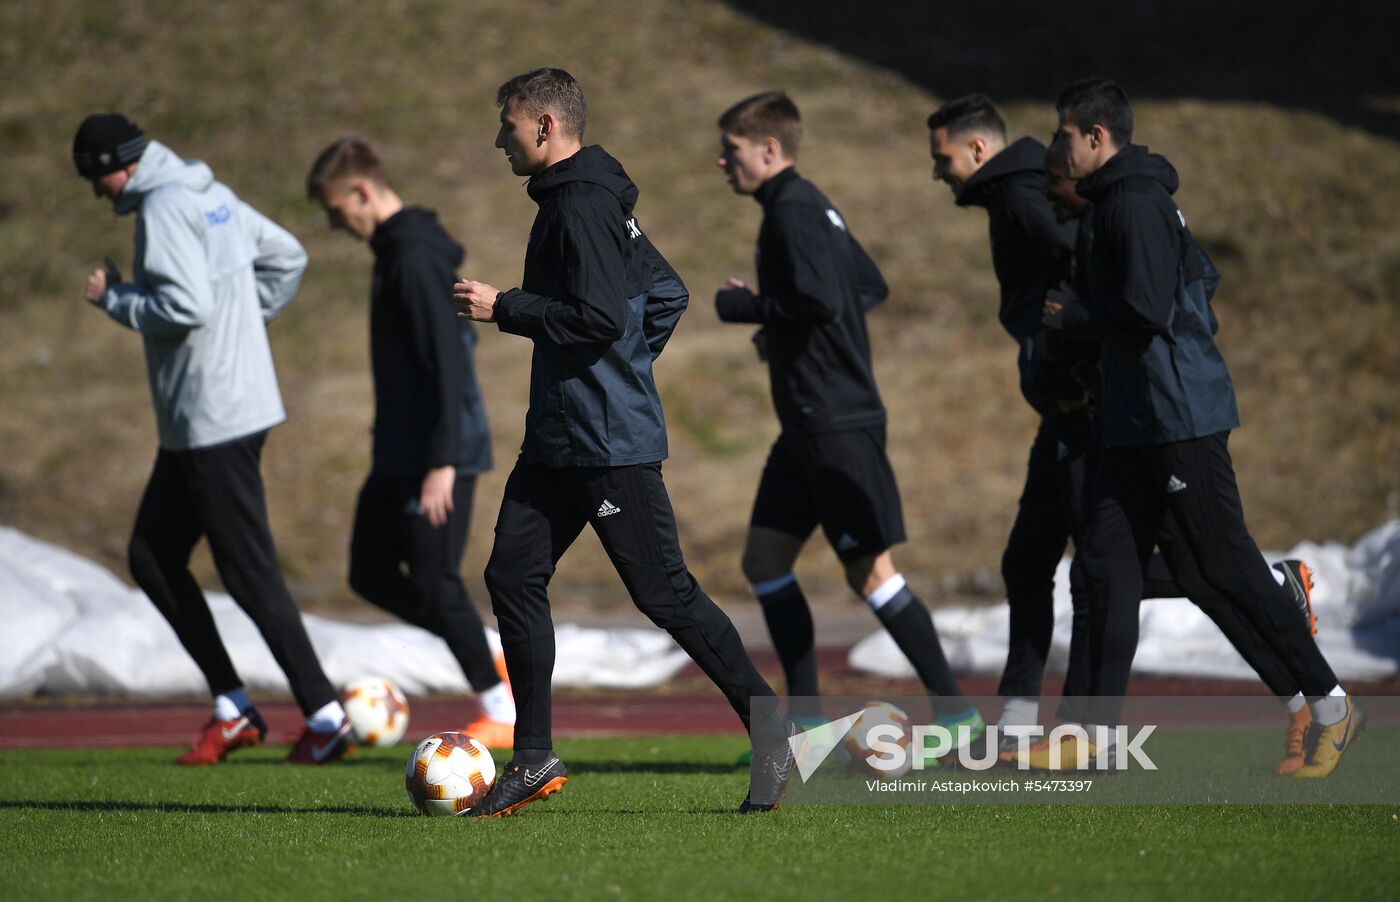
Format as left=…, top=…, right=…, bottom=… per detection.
left=0, top=526, right=691, bottom=699
left=851, top=520, right=1400, bottom=682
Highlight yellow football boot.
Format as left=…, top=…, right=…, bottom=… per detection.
left=1023, top=733, right=1103, bottom=770
left=1294, top=697, right=1366, bottom=778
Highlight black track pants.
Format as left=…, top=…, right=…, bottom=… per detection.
left=484, top=460, right=777, bottom=750
left=127, top=432, right=338, bottom=716
left=1079, top=433, right=1336, bottom=724
left=1009, top=411, right=1304, bottom=721
left=1000, top=406, right=1108, bottom=703
left=349, top=472, right=499, bottom=691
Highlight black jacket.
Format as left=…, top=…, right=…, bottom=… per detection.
left=957, top=137, right=1078, bottom=413
left=494, top=145, right=687, bottom=467
left=715, top=168, right=887, bottom=434
left=367, top=207, right=491, bottom=479
left=1063, top=146, right=1239, bottom=448
left=1042, top=215, right=1104, bottom=404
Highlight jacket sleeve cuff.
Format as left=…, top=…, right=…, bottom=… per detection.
left=715, top=287, right=759, bottom=323
left=101, top=285, right=135, bottom=327
left=425, top=445, right=455, bottom=470
left=493, top=288, right=532, bottom=336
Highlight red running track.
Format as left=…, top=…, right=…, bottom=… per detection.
left=0, top=694, right=751, bottom=750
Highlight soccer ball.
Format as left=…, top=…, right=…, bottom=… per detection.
left=405, top=732, right=496, bottom=816
left=843, top=700, right=913, bottom=777
left=340, top=677, right=410, bottom=746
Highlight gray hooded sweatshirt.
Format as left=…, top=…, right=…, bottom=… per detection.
left=101, top=140, right=307, bottom=450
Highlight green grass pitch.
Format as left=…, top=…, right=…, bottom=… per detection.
left=2, top=736, right=1397, bottom=900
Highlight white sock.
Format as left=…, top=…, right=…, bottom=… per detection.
left=864, top=574, right=907, bottom=610
left=1270, top=565, right=1285, bottom=587
left=1309, top=686, right=1348, bottom=727
left=480, top=681, right=516, bottom=724
left=306, top=699, right=346, bottom=733
left=998, top=697, right=1040, bottom=727
left=213, top=688, right=251, bottom=721
left=1285, top=692, right=1306, bottom=714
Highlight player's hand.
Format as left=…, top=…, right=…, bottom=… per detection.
left=453, top=279, right=499, bottom=322
left=725, top=277, right=750, bottom=291
left=419, top=465, right=455, bottom=528
left=84, top=268, right=108, bottom=306
left=1042, top=282, right=1077, bottom=330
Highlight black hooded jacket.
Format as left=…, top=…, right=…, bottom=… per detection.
left=715, top=167, right=888, bottom=434
left=367, top=206, right=491, bottom=479
left=956, top=136, right=1077, bottom=413
left=1062, top=145, right=1239, bottom=447
left=494, top=145, right=687, bottom=467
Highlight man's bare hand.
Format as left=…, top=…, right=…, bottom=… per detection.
left=725, top=276, right=750, bottom=291
left=84, top=268, right=108, bottom=306
left=453, top=279, right=500, bottom=322
left=420, top=465, right=455, bottom=528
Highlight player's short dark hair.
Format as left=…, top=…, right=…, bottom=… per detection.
left=926, top=93, right=1007, bottom=142
left=306, top=137, right=387, bottom=201
left=717, top=91, right=803, bottom=158
left=1056, top=77, right=1133, bottom=147
left=496, top=68, right=588, bottom=142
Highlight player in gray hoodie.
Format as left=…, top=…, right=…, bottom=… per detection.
left=74, top=114, right=351, bottom=765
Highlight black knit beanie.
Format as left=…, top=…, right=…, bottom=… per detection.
left=72, top=114, right=148, bottom=178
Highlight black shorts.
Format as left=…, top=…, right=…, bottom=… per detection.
left=749, top=426, right=906, bottom=562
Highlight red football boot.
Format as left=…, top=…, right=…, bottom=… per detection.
left=174, top=709, right=267, bottom=766
left=285, top=719, right=355, bottom=765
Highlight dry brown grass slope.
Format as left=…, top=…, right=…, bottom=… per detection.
left=0, top=1, right=1396, bottom=623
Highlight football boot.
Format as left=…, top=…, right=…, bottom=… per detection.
left=1294, top=697, right=1366, bottom=778
left=175, top=708, right=267, bottom=765
left=466, top=756, right=569, bottom=818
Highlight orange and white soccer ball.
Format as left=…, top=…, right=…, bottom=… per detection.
left=340, top=677, right=410, bottom=746
left=405, top=732, right=497, bottom=816
left=843, top=700, right=913, bottom=777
